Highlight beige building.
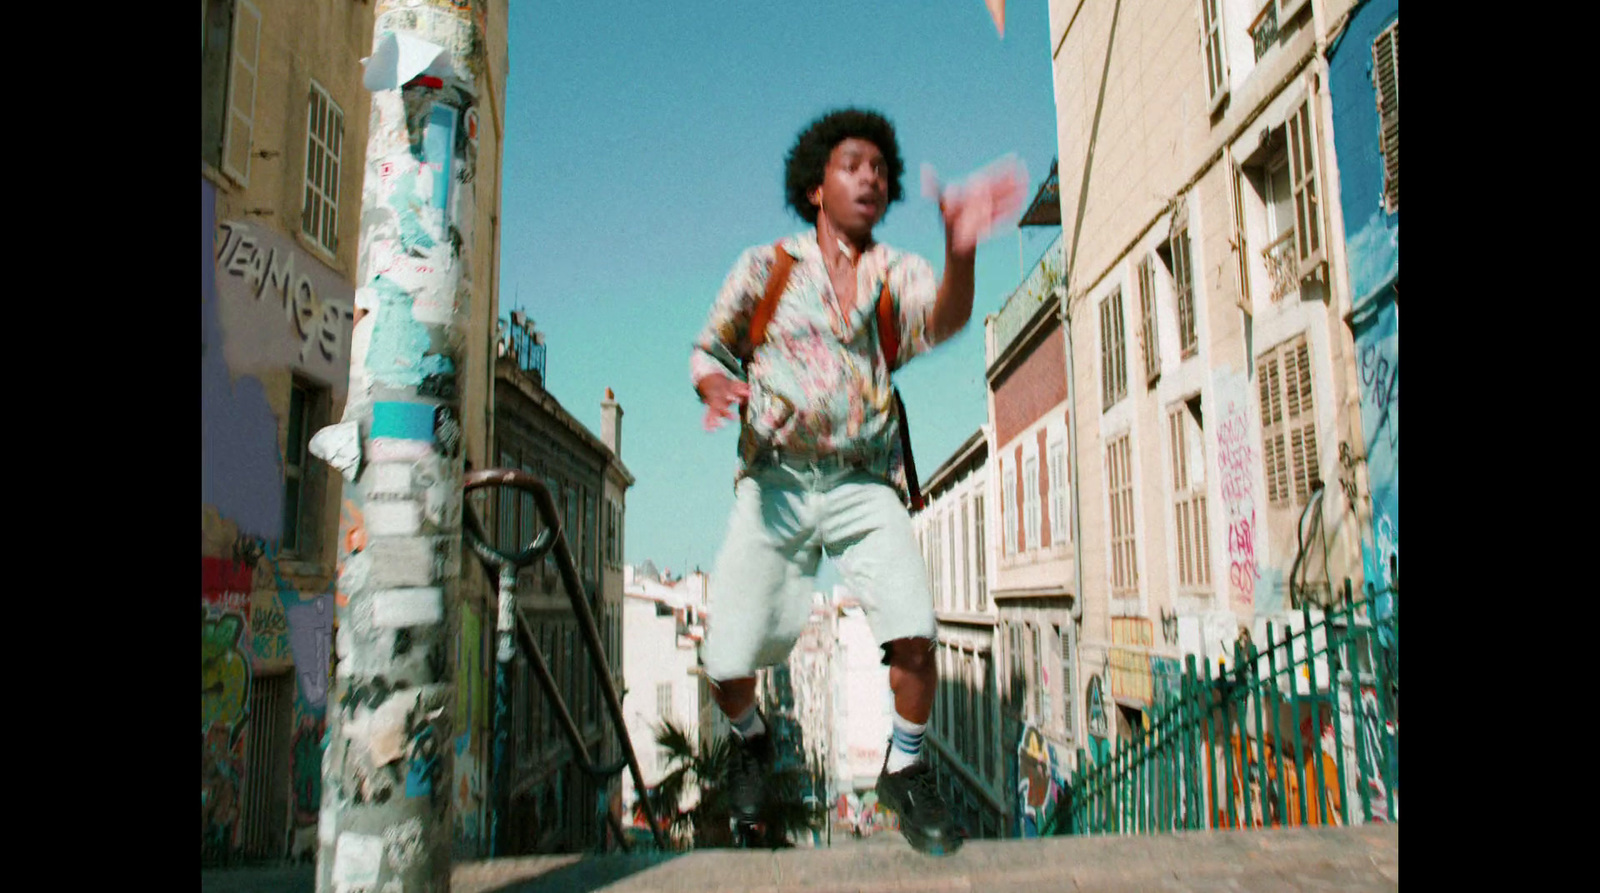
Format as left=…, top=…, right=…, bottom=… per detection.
left=1045, top=0, right=1371, bottom=760
left=201, top=0, right=509, bottom=863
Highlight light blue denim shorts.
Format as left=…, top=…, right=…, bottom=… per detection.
left=701, top=458, right=937, bottom=682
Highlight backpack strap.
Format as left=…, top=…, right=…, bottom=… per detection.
left=747, top=241, right=795, bottom=356
left=875, top=276, right=900, bottom=371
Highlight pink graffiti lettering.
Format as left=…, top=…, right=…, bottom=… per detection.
left=1218, top=402, right=1258, bottom=608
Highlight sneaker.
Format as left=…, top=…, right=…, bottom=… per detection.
left=875, top=755, right=962, bottom=856
left=726, top=726, right=774, bottom=827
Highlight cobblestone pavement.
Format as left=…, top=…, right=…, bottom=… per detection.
left=201, top=823, right=1397, bottom=892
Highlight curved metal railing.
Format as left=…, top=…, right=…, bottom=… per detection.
left=462, top=469, right=666, bottom=854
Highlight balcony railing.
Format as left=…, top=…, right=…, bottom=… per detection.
left=498, top=316, right=547, bottom=386
left=1250, top=1, right=1280, bottom=62
left=1262, top=228, right=1297, bottom=303
left=991, top=230, right=1064, bottom=362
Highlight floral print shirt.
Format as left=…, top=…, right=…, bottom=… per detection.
left=691, top=230, right=941, bottom=497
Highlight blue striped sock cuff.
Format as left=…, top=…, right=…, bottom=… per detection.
left=890, top=724, right=925, bottom=756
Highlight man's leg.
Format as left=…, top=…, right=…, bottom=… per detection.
left=824, top=475, right=960, bottom=854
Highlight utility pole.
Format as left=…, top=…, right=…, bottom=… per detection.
left=311, top=2, right=484, bottom=890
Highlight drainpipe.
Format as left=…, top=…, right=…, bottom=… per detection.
left=309, top=2, right=483, bottom=890
left=1061, top=288, right=1084, bottom=624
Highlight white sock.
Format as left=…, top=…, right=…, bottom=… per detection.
left=885, top=713, right=926, bottom=773
left=731, top=703, right=766, bottom=739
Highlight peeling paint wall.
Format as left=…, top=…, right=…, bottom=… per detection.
left=1328, top=0, right=1399, bottom=596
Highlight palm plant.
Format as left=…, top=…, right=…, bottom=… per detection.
left=651, top=718, right=822, bottom=850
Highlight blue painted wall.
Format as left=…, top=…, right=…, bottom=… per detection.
left=1327, top=0, right=1399, bottom=594
left=201, top=171, right=285, bottom=540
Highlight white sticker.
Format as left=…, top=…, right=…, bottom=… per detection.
left=369, top=462, right=413, bottom=497
left=334, top=832, right=384, bottom=886
left=369, top=438, right=434, bottom=463
left=366, top=500, right=422, bottom=536
left=372, top=588, right=444, bottom=628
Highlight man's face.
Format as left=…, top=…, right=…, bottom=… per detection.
left=812, top=137, right=888, bottom=240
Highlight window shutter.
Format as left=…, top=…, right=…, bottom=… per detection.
left=1288, top=339, right=1318, bottom=501
left=222, top=0, right=261, bottom=185
left=1139, top=256, right=1160, bottom=384
left=1373, top=22, right=1399, bottom=212
left=1286, top=97, right=1325, bottom=279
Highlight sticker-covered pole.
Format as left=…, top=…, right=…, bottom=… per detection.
left=309, top=1, right=484, bottom=889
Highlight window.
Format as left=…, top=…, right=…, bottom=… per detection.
left=931, top=514, right=944, bottom=606
left=584, top=490, right=598, bottom=583
left=1007, top=624, right=1025, bottom=714
left=1200, top=0, right=1228, bottom=110
left=1137, top=256, right=1161, bottom=383
left=1258, top=336, right=1320, bottom=506
left=215, top=0, right=260, bottom=184
left=1373, top=21, right=1399, bottom=212
left=1169, top=229, right=1198, bottom=357
left=519, top=463, right=538, bottom=555
left=1048, top=442, right=1069, bottom=547
left=1099, top=289, right=1128, bottom=409
left=960, top=496, right=971, bottom=611
left=947, top=508, right=959, bottom=610
left=495, top=450, right=517, bottom=553
left=1034, top=625, right=1051, bottom=726
left=982, top=655, right=996, bottom=780
left=1286, top=98, right=1325, bottom=278
left=1002, top=464, right=1018, bottom=557
left=1058, top=625, right=1075, bottom=740
left=975, top=495, right=987, bottom=609
left=301, top=81, right=344, bottom=255
left=281, top=379, right=326, bottom=556
left=1106, top=433, right=1138, bottom=594
left=1023, top=457, right=1040, bottom=552
left=1170, top=399, right=1212, bottom=591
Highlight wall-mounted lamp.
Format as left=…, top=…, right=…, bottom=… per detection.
left=1160, top=608, right=1179, bottom=646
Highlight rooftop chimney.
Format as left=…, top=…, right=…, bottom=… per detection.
left=601, top=387, right=622, bottom=457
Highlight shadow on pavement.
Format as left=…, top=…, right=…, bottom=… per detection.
left=474, top=851, right=682, bottom=893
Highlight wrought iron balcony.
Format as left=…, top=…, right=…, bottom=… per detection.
left=1262, top=228, right=1297, bottom=303
left=1250, top=1, right=1280, bottom=62
left=497, top=315, right=547, bottom=386
left=991, top=229, right=1064, bottom=362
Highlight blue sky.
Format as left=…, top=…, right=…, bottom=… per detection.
left=500, top=1, right=1061, bottom=582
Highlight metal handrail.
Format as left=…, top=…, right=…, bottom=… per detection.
left=462, top=469, right=667, bottom=854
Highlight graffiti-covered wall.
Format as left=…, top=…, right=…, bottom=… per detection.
left=202, top=171, right=349, bottom=860
left=1328, top=0, right=1399, bottom=594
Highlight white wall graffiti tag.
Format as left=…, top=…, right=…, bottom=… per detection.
left=213, top=220, right=355, bottom=384
left=1217, top=375, right=1259, bottom=612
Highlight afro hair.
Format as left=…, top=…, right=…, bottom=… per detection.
left=784, top=108, right=905, bottom=226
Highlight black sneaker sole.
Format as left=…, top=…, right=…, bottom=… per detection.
left=875, top=787, right=963, bottom=857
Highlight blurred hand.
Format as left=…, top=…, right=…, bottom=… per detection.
left=698, top=373, right=750, bottom=432
left=930, top=158, right=1029, bottom=258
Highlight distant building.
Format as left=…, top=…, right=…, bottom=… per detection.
left=619, top=565, right=714, bottom=839
left=491, top=337, right=634, bottom=852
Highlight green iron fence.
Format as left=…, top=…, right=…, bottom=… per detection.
left=1052, top=579, right=1398, bottom=836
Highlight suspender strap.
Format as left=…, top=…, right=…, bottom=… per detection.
left=876, top=278, right=900, bottom=372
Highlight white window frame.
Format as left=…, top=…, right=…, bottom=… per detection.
left=1106, top=433, right=1138, bottom=594
left=1200, top=0, right=1230, bottom=113
left=975, top=494, right=988, bottom=609
left=302, top=80, right=344, bottom=256
left=1100, top=288, right=1128, bottom=410
left=1023, top=456, right=1040, bottom=553
left=1286, top=92, right=1327, bottom=280
left=1002, top=463, right=1018, bottom=558
left=1049, top=441, right=1069, bottom=547
left=1169, top=399, right=1212, bottom=593
left=1137, top=255, right=1161, bottom=384
left=222, top=0, right=261, bottom=185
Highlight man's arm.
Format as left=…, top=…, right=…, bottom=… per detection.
left=926, top=165, right=1030, bottom=344
left=691, top=245, right=766, bottom=429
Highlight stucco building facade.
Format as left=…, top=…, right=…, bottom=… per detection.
left=1043, top=0, right=1391, bottom=772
